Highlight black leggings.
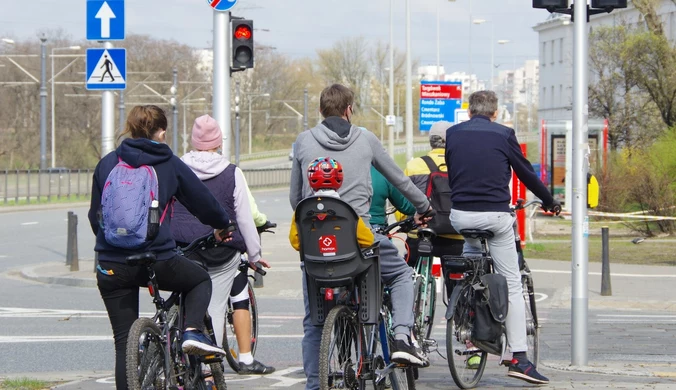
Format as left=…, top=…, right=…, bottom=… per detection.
left=97, top=255, right=212, bottom=390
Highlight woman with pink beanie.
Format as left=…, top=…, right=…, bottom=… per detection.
left=171, top=114, right=275, bottom=375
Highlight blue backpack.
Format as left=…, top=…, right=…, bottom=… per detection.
left=100, top=158, right=170, bottom=249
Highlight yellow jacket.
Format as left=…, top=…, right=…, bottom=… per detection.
left=289, top=212, right=375, bottom=251
left=402, top=148, right=463, bottom=241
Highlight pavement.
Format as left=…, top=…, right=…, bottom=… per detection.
left=3, top=199, right=676, bottom=389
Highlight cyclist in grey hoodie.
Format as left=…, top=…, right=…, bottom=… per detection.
left=290, top=84, right=433, bottom=390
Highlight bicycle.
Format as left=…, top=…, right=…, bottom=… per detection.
left=376, top=214, right=438, bottom=365
left=443, top=199, right=549, bottom=389
left=124, top=236, right=229, bottom=390
left=296, top=196, right=415, bottom=390
left=221, top=221, right=275, bottom=372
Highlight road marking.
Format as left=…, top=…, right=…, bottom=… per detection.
left=0, top=334, right=304, bottom=343
left=260, top=315, right=304, bottom=320
left=532, top=269, right=676, bottom=278
left=597, top=314, right=676, bottom=318
left=20, top=222, right=38, bottom=226
left=534, top=292, right=548, bottom=302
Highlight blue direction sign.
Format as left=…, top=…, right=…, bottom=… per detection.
left=87, top=0, right=125, bottom=40
left=419, top=81, right=463, bottom=131
left=86, top=48, right=126, bottom=90
left=207, top=0, right=238, bottom=11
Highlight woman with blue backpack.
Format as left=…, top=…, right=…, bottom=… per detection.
left=88, top=105, right=234, bottom=390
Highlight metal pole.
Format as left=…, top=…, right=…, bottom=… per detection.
left=468, top=0, right=473, bottom=89
left=248, top=98, right=253, bottom=155
left=172, top=68, right=178, bottom=152
left=101, top=42, right=115, bottom=157
left=50, top=47, right=55, bottom=168
left=405, top=0, right=413, bottom=161
left=571, top=0, right=590, bottom=367
left=182, top=103, right=187, bottom=155
left=388, top=0, right=395, bottom=157
left=436, top=0, right=440, bottom=80
left=490, top=23, right=495, bottom=90
left=380, top=70, right=384, bottom=141
left=213, top=11, right=231, bottom=160
left=40, top=37, right=47, bottom=170
left=601, top=226, right=612, bottom=296
left=118, top=92, right=125, bottom=135
left=235, top=81, right=241, bottom=166
left=303, top=89, right=308, bottom=130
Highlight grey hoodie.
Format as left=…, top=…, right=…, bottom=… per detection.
left=290, top=122, right=429, bottom=225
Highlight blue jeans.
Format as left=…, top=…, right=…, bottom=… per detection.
left=301, top=233, right=414, bottom=390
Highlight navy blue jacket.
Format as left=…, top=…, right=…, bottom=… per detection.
left=88, top=138, right=231, bottom=262
left=445, top=115, right=554, bottom=212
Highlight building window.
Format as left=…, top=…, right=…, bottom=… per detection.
left=551, top=86, right=555, bottom=107
left=551, top=40, right=555, bottom=65
left=542, top=42, right=546, bottom=67
left=559, top=38, right=564, bottom=63
left=542, top=87, right=546, bottom=106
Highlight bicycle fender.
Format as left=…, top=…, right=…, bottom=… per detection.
left=445, top=285, right=463, bottom=320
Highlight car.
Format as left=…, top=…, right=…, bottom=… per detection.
left=289, top=143, right=295, bottom=161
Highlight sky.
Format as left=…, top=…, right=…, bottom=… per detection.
left=1, top=0, right=551, bottom=83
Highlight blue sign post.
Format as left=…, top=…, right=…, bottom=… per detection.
left=87, top=0, right=125, bottom=40
left=86, top=48, right=126, bottom=90
left=207, top=0, right=238, bottom=11
left=419, top=81, right=463, bottom=132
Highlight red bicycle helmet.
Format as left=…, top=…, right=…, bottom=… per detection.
left=307, top=157, right=344, bottom=191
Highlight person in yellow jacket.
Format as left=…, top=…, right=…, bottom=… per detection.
left=403, top=120, right=464, bottom=266
left=290, top=157, right=374, bottom=251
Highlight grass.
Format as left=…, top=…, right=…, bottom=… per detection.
left=523, top=236, right=676, bottom=266
left=394, top=150, right=427, bottom=169
left=0, top=378, right=52, bottom=390
left=0, top=195, right=90, bottom=207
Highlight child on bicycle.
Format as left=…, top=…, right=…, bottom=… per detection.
left=289, top=157, right=374, bottom=250
left=171, top=114, right=274, bottom=375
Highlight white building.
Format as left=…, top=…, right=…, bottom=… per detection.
left=444, top=72, right=485, bottom=99
left=495, top=59, right=539, bottom=107
left=418, top=65, right=446, bottom=81
left=532, top=0, right=676, bottom=124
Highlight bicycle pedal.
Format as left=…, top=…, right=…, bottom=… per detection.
left=201, top=355, right=223, bottom=364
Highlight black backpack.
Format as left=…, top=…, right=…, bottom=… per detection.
left=420, top=155, right=457, bottom=235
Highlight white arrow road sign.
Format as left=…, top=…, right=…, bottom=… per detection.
left=95, top=1, right=116, bottom=39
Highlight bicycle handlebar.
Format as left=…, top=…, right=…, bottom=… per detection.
left=257, top=220, right=277, bottom=235
left=512, top=198, right=562, bottom=215
left=377, top=209, right=436, bottom=236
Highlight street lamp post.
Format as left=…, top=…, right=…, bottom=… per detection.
left=248, top=93, right=270, bottom=155
left=39, top=36, right=47, bottom=170
left=50, top=45, right=80, bottom=168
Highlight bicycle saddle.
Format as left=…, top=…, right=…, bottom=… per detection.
left=125, top=252, right=157, bottom=267
left=417, top=227, right=437, bottom=240
left=459, top=229, right=494, bottom=240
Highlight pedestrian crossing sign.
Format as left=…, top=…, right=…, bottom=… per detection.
left=86, top=48, right=126, bottom=90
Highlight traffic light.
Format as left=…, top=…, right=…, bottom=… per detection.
left=591, top=0, right=627, bottom=8
left=232, top=19, right=254, bottom=69
left=532, top=0, right=568, bottom=9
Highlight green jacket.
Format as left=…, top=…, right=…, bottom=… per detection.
left=369, top=166, right=416, bottom=227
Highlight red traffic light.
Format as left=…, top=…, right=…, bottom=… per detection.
left=234, top=25, right=252, bottom=40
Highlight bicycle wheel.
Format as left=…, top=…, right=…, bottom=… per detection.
left=389, top=366, right=416, bottom=390
left=319, top=305, right=361, bottom=390
left=126, top=317, right=169, bottom=390
left=223, top=280, right=258, bottom=372
left=209, top=362, right=228, bottom=390
left=523, top=274, right=540, bottom=367
left=446, top=285, right=487, bottom=389
left=422, top=277, right=436, bottom=340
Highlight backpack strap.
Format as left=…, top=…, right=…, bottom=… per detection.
left=420, top=155, right=439, bottom=173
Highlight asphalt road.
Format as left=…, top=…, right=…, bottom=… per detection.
left=1, top=189, right=676, bottom=389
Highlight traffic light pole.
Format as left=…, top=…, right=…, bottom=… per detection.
left=213, top=10, right=231, bottom=160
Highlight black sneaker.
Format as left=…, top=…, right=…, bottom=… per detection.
left=391, top=338, right=426, bottom=367
left=181, top=330, right=225, bottom=356
left=238, top=360, right=276, bottom=375
left=508, top=359, right=549, bottom=385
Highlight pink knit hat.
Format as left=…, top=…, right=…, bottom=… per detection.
left=191, top=114, right=222, bottom=150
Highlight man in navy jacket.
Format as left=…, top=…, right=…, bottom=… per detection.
left=445, top=90, right=560, bottom=385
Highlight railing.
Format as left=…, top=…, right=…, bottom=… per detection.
left=0, top=168, right=292, bottom=205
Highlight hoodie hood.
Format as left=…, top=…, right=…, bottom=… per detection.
left=180, top=151, right=230, bottom=180
left=117, top=138, right=173, bottom=168
left=311, top=120, right=363, bottom=151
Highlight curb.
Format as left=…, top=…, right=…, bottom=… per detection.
left=0, top=201, right=90, bottom=214
left=542, top=361, right=676, bottom=378
left=20, top=262, right=96, bottom=288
